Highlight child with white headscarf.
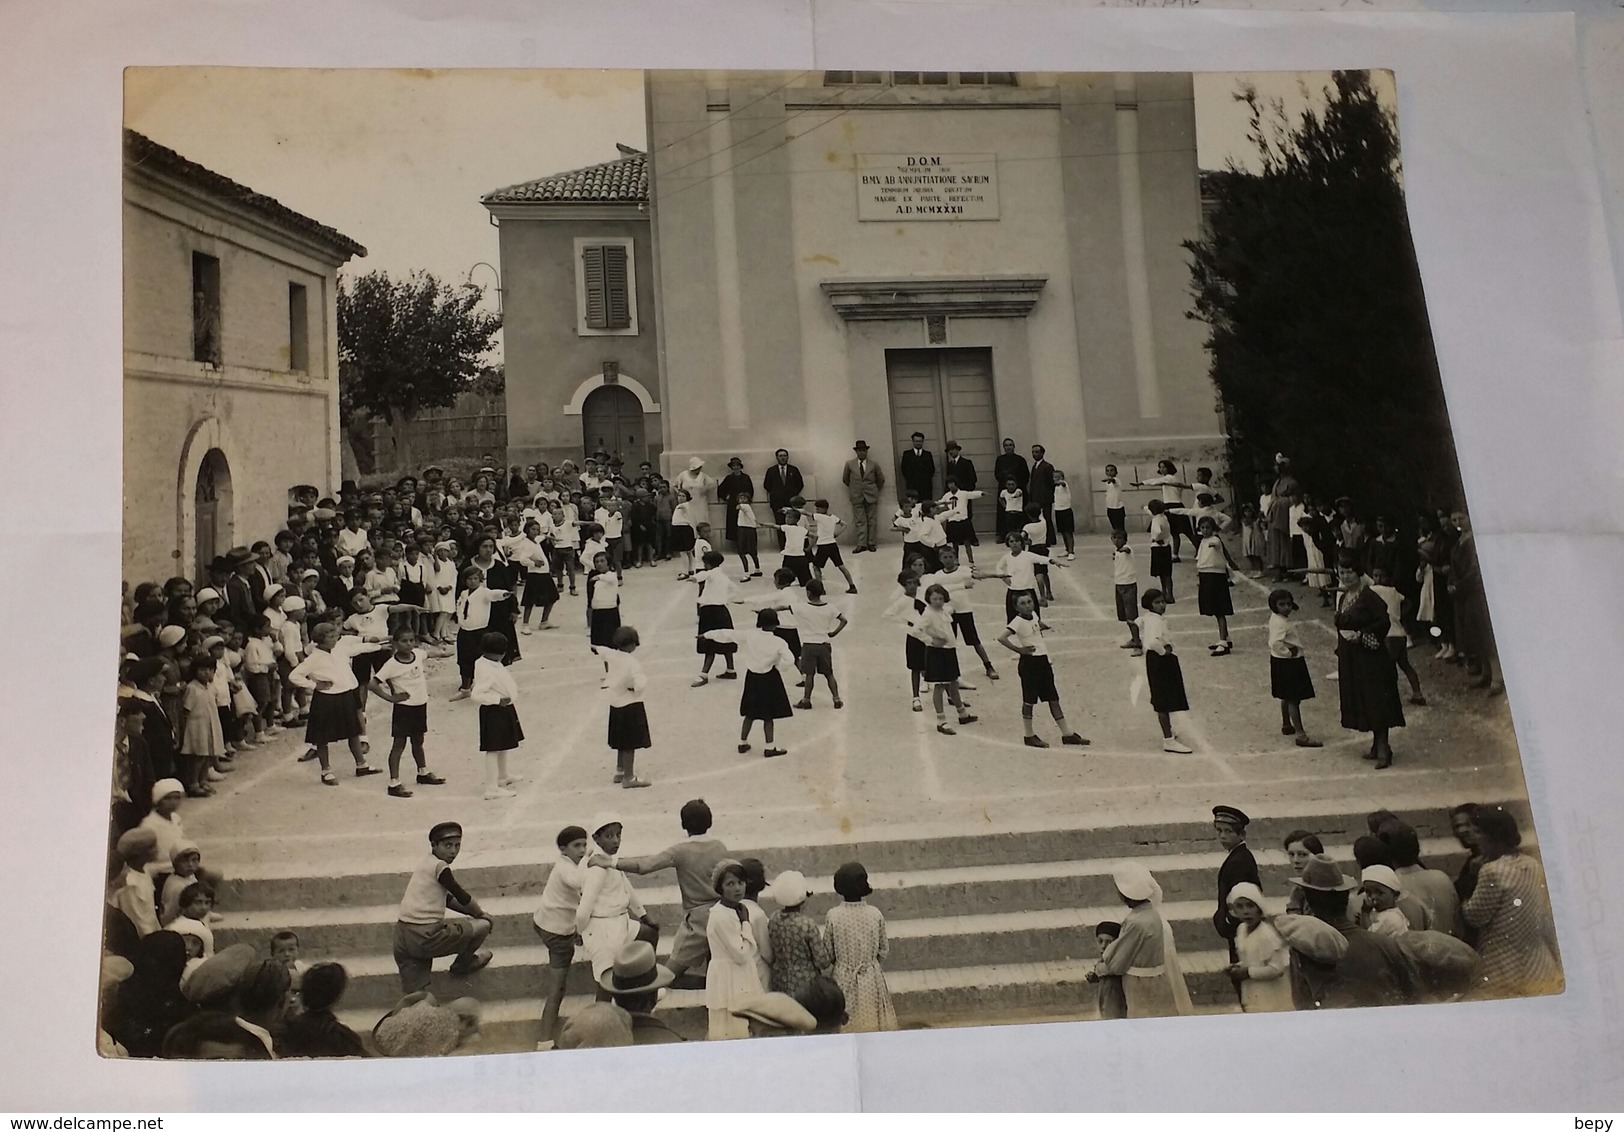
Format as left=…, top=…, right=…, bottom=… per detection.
left=1224, top=881, right=1295, bottom=1013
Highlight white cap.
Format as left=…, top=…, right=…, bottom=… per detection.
left=1360, top=865, right=1402, bottom=892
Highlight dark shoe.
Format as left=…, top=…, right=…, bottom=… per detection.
left=763, top=748, right=788, bottom=758
left=795, top=700, right=812, bottom=710
left=1061, top=734, right=1090, bottom=746
left=1374, top=753, right=1393, bottom=770
left=832, top=699, right=844, bottom=710
left=986, top=669, right=1000, bottom=680
left=388, top=784, right=414, bottom=798
left=355, top=765, right=383, bottom=778
left=613, top=772, right=625, bottom=784
left=416, top=773, right=446, bottom=785
left=1362, top=749, right=1378, bottom=761
left=298, top=747, right=320, bottom=762
left=320, top=772, right=338, bottom=786
left=1282, top=725, right=1297, bottom=736
left=957, top=714, right=978, bottom=725
left=718, top=671, right=738, bottom=680
left=1294, top=736, right=1324, bottom=748
left=1023, top=736, right=1050, bottom=748
left=1409, top=694, right=1428, bottom=706
left=737, top=742, right=751, bottom=753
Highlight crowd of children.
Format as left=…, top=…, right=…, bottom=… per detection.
left=102, top=446, right=1519, bottom=1057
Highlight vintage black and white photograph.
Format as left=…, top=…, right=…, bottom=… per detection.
left=106, top=66, right=1561, bottom=1061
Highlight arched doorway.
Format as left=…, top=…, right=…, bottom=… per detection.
left=194, top=448, right=233, bottom=579
left=580, top=384, right=648, bottom=465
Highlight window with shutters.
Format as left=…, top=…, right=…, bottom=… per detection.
left=574, top=236, right=638, bottom=336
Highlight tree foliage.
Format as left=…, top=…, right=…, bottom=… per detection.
left=1185, top=71, right=1462, bottom=520
left=338, top=270, right=502, bottom=425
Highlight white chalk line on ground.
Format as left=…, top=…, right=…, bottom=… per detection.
left=1052, top=549, right=1246, bottom=784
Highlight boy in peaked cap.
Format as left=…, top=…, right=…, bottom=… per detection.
left=391, top=822, right=494, bottom=994
left=1212, top=804, right=1262, bottom=989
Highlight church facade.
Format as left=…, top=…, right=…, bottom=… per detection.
left=493, top=71, right=1222, bottom=530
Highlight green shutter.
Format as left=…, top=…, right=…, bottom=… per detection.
left=582, top=245, right=607, bottom=329
left=603, top=244, right=630, bottom=329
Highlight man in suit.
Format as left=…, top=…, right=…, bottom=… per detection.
left=942, top=441, right=977, bottom=493
left=841, top=441, right=885, bottom=552
left=224, top=547, right=261, bottom=628
left=762, top=448, right=805, bottom=550
left=898, top=432, right=936, bottom=504
left=993, top=437, right=1029, bottom=495
left=1212, top=804, right=1262, bottom=998
left=1028, top=444, right=1057, bottom=546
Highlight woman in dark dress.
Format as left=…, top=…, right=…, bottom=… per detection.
left=1333, top=552, right=1404, bottom=769
left=717, top=458, right=755, bottom=549
left=462, top=536, right=521, bottom=665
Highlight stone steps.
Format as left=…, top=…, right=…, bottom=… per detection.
left=218, top=802, right=1519, bottom=1050
left=216, top=806, right=1498, bottom=911
left=336, top=951, right=1247, bottom=1048
left=212, top=841, right=1470, bottom=960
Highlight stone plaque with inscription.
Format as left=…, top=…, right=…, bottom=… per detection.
left=856, top=153, right=1000, bottom=221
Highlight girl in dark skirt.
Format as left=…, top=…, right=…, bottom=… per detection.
left=519, top=519, right=558, bottom=633
left=604, top=626, right=652, bottom=789
left=1138, top=589, right=1193, bottom=754
left=918, top=584, right=977, bottom=735
left=1266, top=589, right=1323, bottom=748
left=452, top=567, right=510, bottom=699
left=1146, top=501, right=1175, bottom=604
left=884, top=571, right=930, bottom=712
left=471, top=631, right=525, bottom=800
left=1193, top=516, right=1238, bottom=656
left=586, top=550, right=622, bottom=650
left=701, top=609, right=796, bottom=759
left=1333, top=554, right=1404, bottom=769
left=285, top=621, right=386, bottom=786
left=690, top=551, right=739, bottom=687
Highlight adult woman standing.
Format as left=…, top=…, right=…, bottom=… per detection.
left=1462, top=807, right=1561, bottom=998
left=717, top=458, right=754, bottom=549
left=705, top=859, right=771, bottom=1040
left=462, top=536, right=521, bottom=666
left=1333, top=552, right=1405, bottom=769
left=1265, top=456, right=1301, bottom=583
left=1093, top=862, right=1194, bottom=1018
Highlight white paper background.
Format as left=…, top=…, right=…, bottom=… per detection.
left=3, top=0, right=1622, bottom=1112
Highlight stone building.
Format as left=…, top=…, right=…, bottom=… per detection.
left=481, top=144, right=662, bottom=472
left=491, top=72, right=1222, bottom=530
left=122, top=129, right=364, bottom=584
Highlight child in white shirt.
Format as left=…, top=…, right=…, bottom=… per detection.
left=1369, top=565, right=1425, bottom=705
left=370, top=624, right=445, bottom=797
left=691, top=551, right=739, bottom=686
left=1108, top=529, right=1143, bottom=655
left=1266, top=588, right=1322, bottom=748
left=286, top=620, right=386, bottom=785
left=980, top=531, right=1066, bottom=624
left=811, top=500, right=857, bottom=593
left=998, top=590, right=1088, bottom=749
left=1051, top=472, right=1076, bottom=559
left=883, top=570, right=930, bottom=710
left=921, top=545, right=999, bottom=681
left=1193, top=516, right=1240, bottom=656
left=998, top=479, right=1024, bottom=544
left=1138, top=588, right=1193, bottom=753
left=735, top=492, right=763, bottom=580
left=779, top=508, right=813, bottom=587
left=603, top=627, right=653, bottom=789
left=1020, top=508, right=1053, bottom=603
left=1101, top=463, right=1127, bottom=535
left=472, top=632, right=525, bottom=800
left=1145, top=500, right=1175, bottom=603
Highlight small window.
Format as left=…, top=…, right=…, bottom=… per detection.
left=958, top=72, right=1017, bottom=86
left=582, top=245, right=630, bottom=330
left=288, top=283, right=309, bottom=372
left=576, top=238, right=638, bottom=336
left=893, top=71, right=950, bottom=85
left=192, top=252, right=221, bottom=366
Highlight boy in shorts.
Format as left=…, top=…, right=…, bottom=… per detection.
left=392, top=822, right=494, bottom=994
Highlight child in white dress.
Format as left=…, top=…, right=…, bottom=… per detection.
left=1224, top=882, right=1294, bottom=1013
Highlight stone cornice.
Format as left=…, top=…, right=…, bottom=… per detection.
left=484, top=201, right=648, bottom=223
left=820, top=274, right=1048, bottom=321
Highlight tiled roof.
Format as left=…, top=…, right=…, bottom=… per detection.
left=124, top=129, right=366, bottom=259
left=482, top=146, right=648, bottom=205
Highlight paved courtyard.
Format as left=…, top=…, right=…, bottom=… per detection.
left=185, top=533, right=1531, bottom=878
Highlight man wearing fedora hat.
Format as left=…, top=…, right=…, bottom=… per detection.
left=1287, top=853, right=1422, bottom=1010
left=1211, top=805, right=1262, bottom=993
left=597, top=941, right=685, bottom=1044
left=841, top=441, right=884, bottom=553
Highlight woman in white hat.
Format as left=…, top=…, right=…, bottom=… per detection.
left=1094, top=862, right=1194, bottom=1018
left=763, top=870, right=832, bottom=999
